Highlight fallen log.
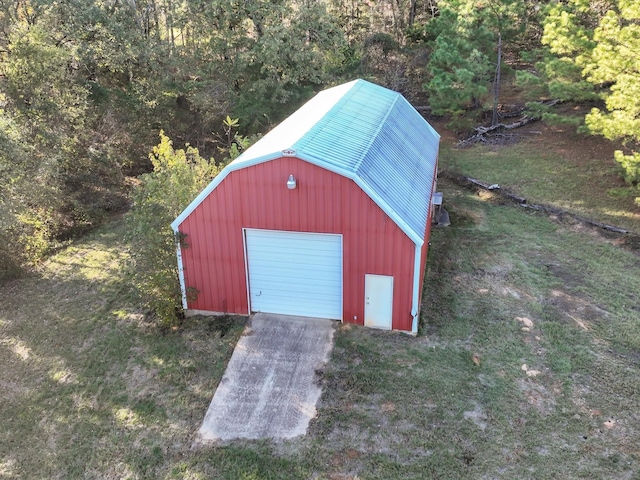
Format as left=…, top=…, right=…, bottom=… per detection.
left=442, top=171, right=633, bottom=236
left=458, top=99, right=563, bottom=147
left=458, top=116, right=539, bottom=147
left=451, top=174, right=527, bottom=204
left=582, top=220, right=628, bottom=235
left=465, top=176, right=492, bottom=190
left=522, top=204, right=628, bottom=233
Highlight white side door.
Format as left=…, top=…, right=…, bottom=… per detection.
left=364, top=274, right=393, bottom=330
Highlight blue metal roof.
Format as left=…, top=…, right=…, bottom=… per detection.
left=173, top=79, right=440, bottom=245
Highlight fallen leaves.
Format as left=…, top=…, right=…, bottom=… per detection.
left=521, top=364, right=542, bottom=377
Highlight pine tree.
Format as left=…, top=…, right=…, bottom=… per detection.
left=542, top=0, right=640, bottom=199
left=421, top=0, right=528, bottom=123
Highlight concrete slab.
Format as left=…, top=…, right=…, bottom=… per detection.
left=198, top=313, right=335, bottom=442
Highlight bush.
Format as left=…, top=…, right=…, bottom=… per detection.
left=127, top=132, right=220, bottom=328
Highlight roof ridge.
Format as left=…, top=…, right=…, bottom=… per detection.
left=353, top=90, right=400, bottom=172
left=292, top=80, right=362, bottom=153
left=173, top=79, right=440, bottom=248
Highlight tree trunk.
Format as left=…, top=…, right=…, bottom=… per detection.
left=409, top=0, right=417, bottom=26
left=492, top=32, right=502, bottom=127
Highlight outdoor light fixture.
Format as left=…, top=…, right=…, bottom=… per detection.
left=287, top=174, right=297, bottom=190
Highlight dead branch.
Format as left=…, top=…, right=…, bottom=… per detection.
left=457, top=99, right=562, bottom=147
left=441, top=171, right=633, bottom=237
left=458, top=115, right=538, bottom=147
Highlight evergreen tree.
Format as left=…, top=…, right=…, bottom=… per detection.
left=421, top=0, right=528, bottom=122
left=542, top=0, right=640, bottom=199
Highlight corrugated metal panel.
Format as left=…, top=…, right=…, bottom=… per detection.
left=173, top=79, right=440, bottom=246
left=359, top=99, right=438, bottom=239
left=245, top=229, right=342, bottom=319
left=230, top=81, right=357, bottom=169
left=178, top=157, right=416, bottom=331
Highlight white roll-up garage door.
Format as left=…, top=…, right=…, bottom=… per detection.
left=244, top=229, right=343, bottom=320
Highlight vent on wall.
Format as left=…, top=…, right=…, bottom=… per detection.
left=432, top=192, right=450, bottom=228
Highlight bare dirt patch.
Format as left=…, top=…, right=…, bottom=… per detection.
left=125, top=359, right=160, bottom=400
left=463, top=401, right=488, bottom=431
left=517, top=377, right=556, bottom=415
left=547, top=289, right=609, bottom=329
left=520, top=109, right=623, bottom=173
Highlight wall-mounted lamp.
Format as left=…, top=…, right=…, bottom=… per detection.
left=287, top=174, right=297, bottom=190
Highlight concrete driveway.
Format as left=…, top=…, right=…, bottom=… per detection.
left=198, top=312, right=335, bottom=442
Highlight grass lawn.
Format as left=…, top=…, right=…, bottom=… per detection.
left=439, top=122, right=640, bottom=233
left=1, top=185, right=639, bottom=477
left=0, top=127, right=640, bottom=480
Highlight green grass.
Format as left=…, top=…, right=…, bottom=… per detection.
left=1, top=184, right=640, bottom=479
left=440, top=139, right=640, bottom=233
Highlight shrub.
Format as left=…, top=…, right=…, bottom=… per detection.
left=127, top=132, right=220, bottom=327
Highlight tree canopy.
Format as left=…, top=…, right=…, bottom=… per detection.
left=1, top=0, right=639, bottom=283
left=542, top=0, right=640, bottom=193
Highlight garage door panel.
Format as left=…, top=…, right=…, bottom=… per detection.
left=249, top=260, right=341, bottom=273
left=250, top=237, right=339, bottom=250
left=255, top=297, right=341, bottom=313
left=249, top=270, right=341, bottom=284
left=245, top=229, right=342, bottom=320
left=251, top=284, right=342, bottom=297
left=255, top=289, right=342, bottom=302
left=252, top=288, right=341, bottom=302
left=248, top=249, right=340, bottom=264
left=248, top=259, right=340, bottom=272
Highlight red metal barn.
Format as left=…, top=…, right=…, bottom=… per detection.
left=172, top=79, right=440, bottom=333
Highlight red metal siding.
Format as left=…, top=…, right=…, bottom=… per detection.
left=178, top=157, right=417, bottom=331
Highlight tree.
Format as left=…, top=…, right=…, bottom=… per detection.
left=542, top=0, right=640, bottom=200
left=0, top=0, right=197, bottom=275
left=420, top=0, right=529, bottom=124
left=540, top=1, right=608, bottom=102
left=0, top=7, right=136, bottom=256
left=0, top=101, right=50, bottom=277
left=232, top=0, right=348, bottom=130
left=0, top=19, right=88, bottom=263
left=584, top=2, right=640, bottom=192
left=421, top=3, right=493, bottom=119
